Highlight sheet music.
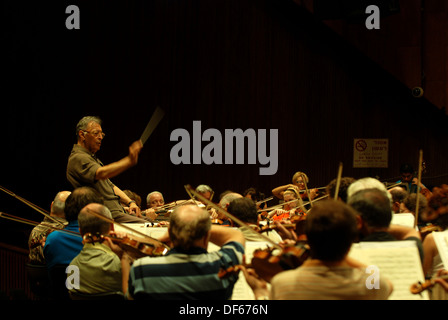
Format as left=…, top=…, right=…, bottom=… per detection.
left=115, top=223, right=168, bottom=239
left=391, top=213, right=415, bottom=228
left=348, top=240, right=429, bottom=300
left=433, top=230, right=448, bottom=270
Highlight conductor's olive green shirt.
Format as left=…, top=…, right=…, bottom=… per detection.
left=66, top=144, right=125, bottom=218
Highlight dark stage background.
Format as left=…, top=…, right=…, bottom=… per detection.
left=2, top=0, right=448, bottom=249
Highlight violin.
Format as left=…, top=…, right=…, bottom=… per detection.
left=83, top=233, right=169, bottom=259
left=252, top=242, right=310, bottom=282
left=410, top=274, right=448, bottom=295
left=419, top=223, right=443, bottom=240
left=219, top=242, right=311, bottom=283
left=84, top=207, right=171, bottom=255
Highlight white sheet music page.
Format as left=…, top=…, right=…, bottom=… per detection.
left=348, top=240, right=429, bottom=300
left=391, top=213, right=415, bottom=228
left=433, top=230, right=448, bottom=269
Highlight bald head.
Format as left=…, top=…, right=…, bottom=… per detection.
left=169, top=205, right=211, bottom=249
left=78, top=203, right=113, bottom=237
left=219, top=193, right=243, bottom=210
left=51, top=191, right=71, bottom=217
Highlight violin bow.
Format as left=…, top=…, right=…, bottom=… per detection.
left=84, top=207, right=170, bottom=250
left=300, top=174, right=313, bottom=207
left=333, top=162, right=343, bottom=200
left=414, top=149, right=424, bottom=228
left=0, top=185, right=66, bottom=228
left=256, top=196, right=273, bottom=206
left=257, top=194, right=328, bottom=213
left=184, top=185, right=282, bottom=250
left=0, top=211, right=80, bottom=238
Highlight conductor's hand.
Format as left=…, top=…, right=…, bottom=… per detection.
left=128, top=140, right=143, bottom=165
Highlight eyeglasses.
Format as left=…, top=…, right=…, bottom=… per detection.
left=83, top=130, right=106, bottom=138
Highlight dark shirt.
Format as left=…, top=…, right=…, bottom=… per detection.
left=66, top=144, right=125, bottom=218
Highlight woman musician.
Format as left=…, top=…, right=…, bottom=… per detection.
left=267, top=188, right=306, bottom=222
left=272, top=171, right=322, bottom=205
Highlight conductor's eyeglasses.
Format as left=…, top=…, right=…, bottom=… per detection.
left=84, top=130, right=106, bottom=138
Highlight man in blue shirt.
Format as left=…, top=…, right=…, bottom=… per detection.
left=43, top=186, right=105, bottom=299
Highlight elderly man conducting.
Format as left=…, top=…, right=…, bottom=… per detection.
left=66, top=116, right=149, bottom=223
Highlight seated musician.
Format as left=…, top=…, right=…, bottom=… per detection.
left=68, top=203, right=125, bottom=296
left=43, top=187, right=104, bottom=299
left=210, top=192, right=243, bottom=226
left=396, top=163, right=433, bottom=201
left=422, top=185, right=448, bottom=298
left=141, top=191, right=165, bottom=221
left=242, top=199, right=393, bottom=300
left=28, top=191, right=70, bottom=265
left=325, top=177, right=356, bottom=203
left=227, top=197, right=282, bottom=243
left=195, top=184, right=214, bottom=204
left=347, top=182, right=424, bottom=262
left=267, top=188, right=305, bottom=222
left=400, top=192, right=428, bottom=221
left=122, top=205, right=245, bottom=300
left=272, top=171, right=319, bottom=201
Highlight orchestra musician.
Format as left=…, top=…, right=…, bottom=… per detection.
left=211, top=192, right=243, bottom=226
left=422, top=185, right=448, bottom=283
left=241, top=200, right=393, bottom=300
left=68, top=203, right=125, bottom=296
left=141, top=191, right=165, bottom=221
left=388, top=185, right=409, bottom=213
left=397, top=163, right=432, bottom=199
left=195, top=184, right=214, bottom=204
left=227, top=197, right=282, bottom=243
left=325, top=177, right=356, bottom=203
left=272, top=171, right=319, bottom=202
left=347, top=183, right=424, bottom=261
left=267, top=188, right=305, bottom=222
left=43, top=187, right=105, bottom=300
left=66, top=116, right=150, bottom=223
left=28, top=191, right=70, bottom=265
left=122, top=204, right=245, bottom=299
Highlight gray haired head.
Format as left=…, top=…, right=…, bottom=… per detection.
left=75, top=116, right=102, bottom=137
left=195, top=184, right=213, bottom=194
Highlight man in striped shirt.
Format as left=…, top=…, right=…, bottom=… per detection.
left=123, top=204, right=245, bottom=300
